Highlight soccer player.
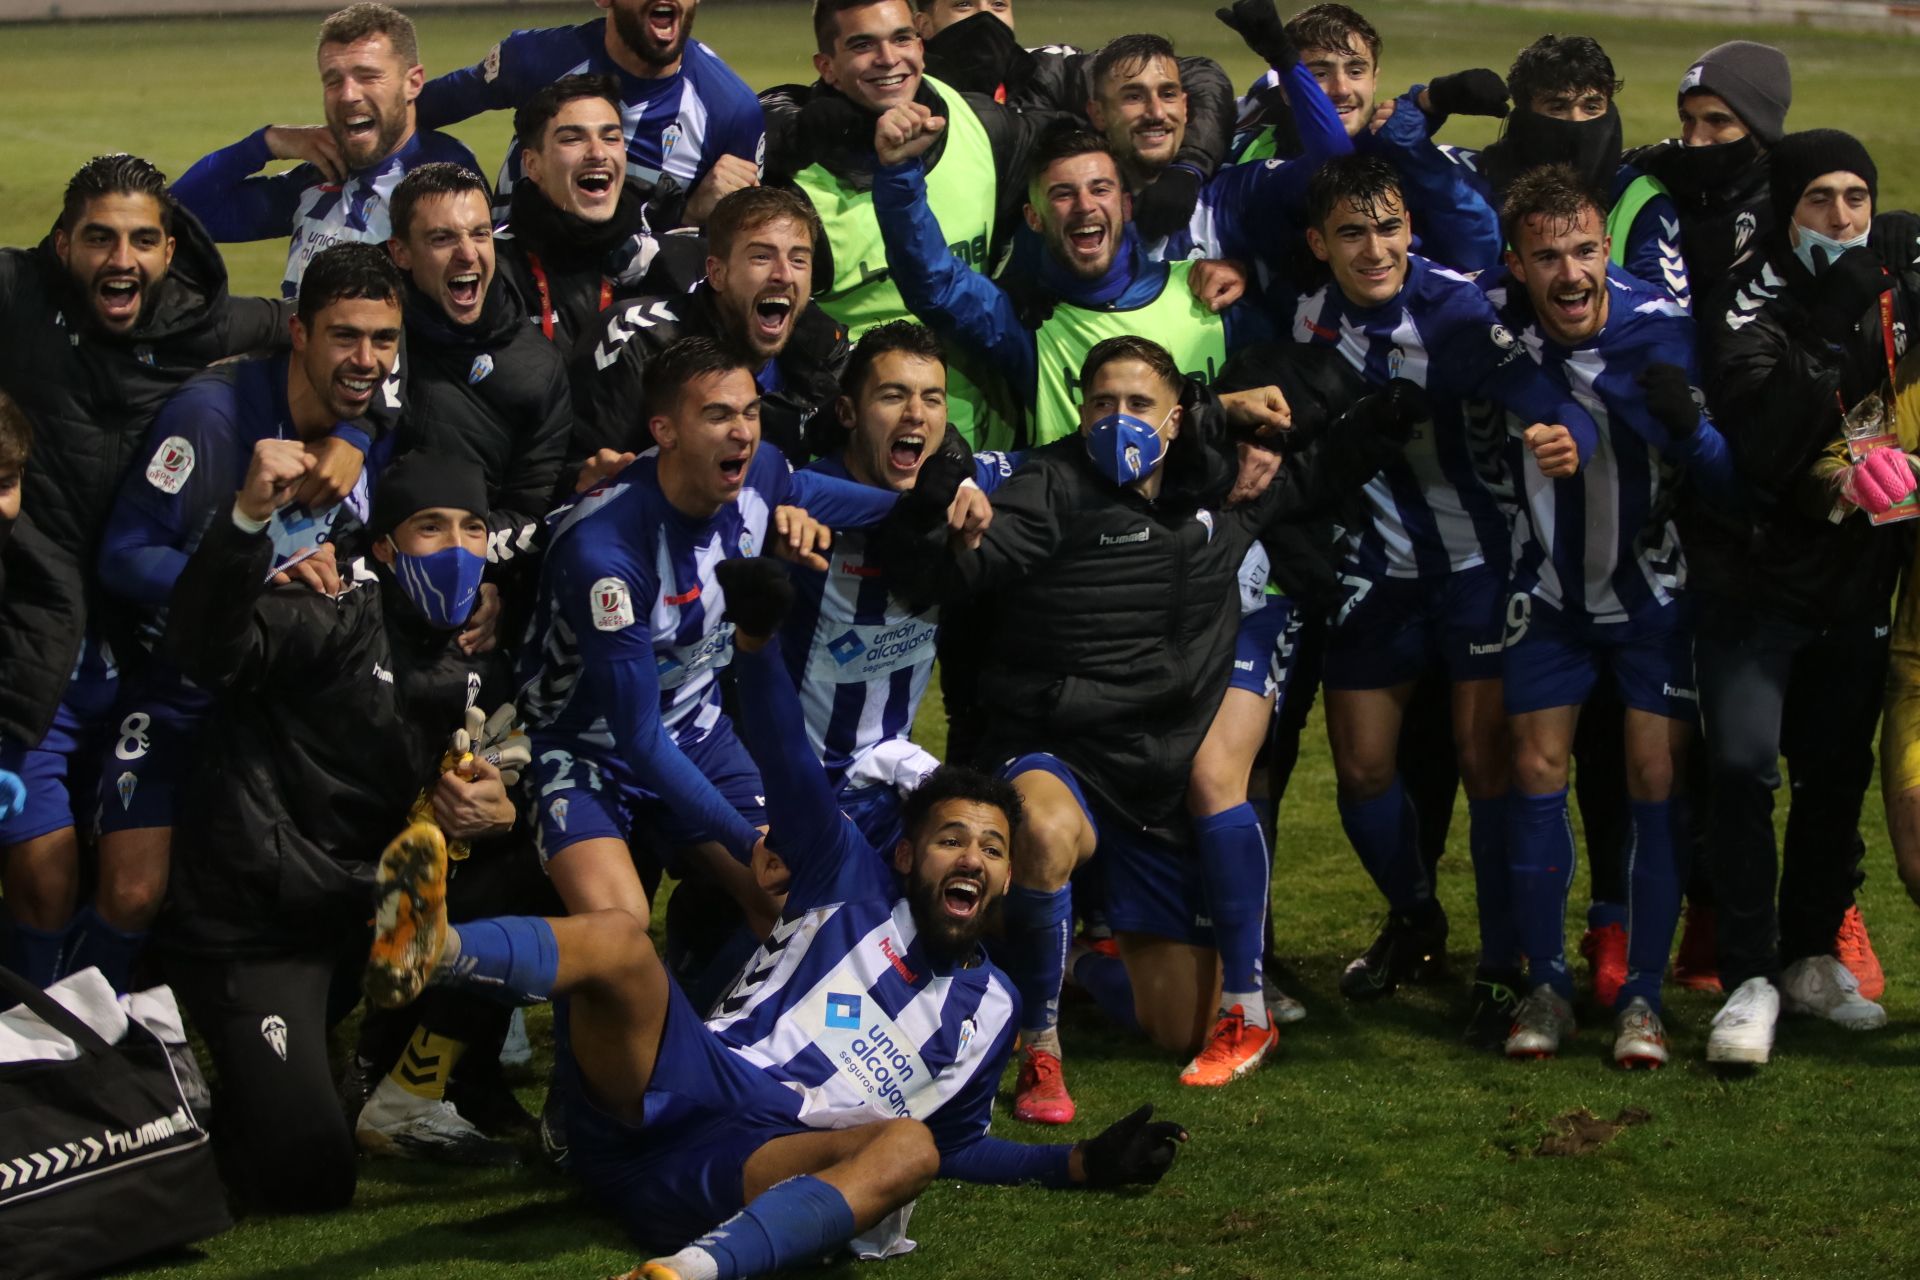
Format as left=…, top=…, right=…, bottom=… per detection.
left=519, top=337, right=903, bottom=934
left=1225, top=2, right=1509, bottom=273
left=1284, top=156, right=1598, bottom=1007
left=1486, top=166, right=1734, bottom=1064
left=158, top=444, right=520, bottom=1211
left=784, top=321, right=1009, bottom=851
left=91, top=243, right=405, bottom=994
left=762, top=0, right=1076, bottom=449
left=874, top=122, right=1271, bottom=448
left=880, top=334, right=1418, bottom=1120
left=385, top=163, right=571, bottom=579
left=1442, top=35, right=1691, bottom=305
left=173, top=3, right=480, bottom=299
left=495, top=75, right=671, bottom=349
left=417, top=0, right=766, bottom=227
left=912, top=0, right=1013, bottom=35
left=368, top=553, right=1186, bottom=1276
left=0, top=154, right=287, bottom=988
left=571, top=187, right=848, bottom=467
left=1695, top=131, right=1913, bottom=1065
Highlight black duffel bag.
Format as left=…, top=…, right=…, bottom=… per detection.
left=0, top=967, right=230, bottom=1279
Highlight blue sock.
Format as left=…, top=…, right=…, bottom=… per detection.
left=1003, top=884, right=1072, bottom=1040
left=64, top=905, right=147, bottom=993
left=1586, top=901, right=1628, bottom=930
left=1466, top=795, right=1519, bottom=973
left=1508, top=789, right=1577, bottom=998
left=4, top=919, right=71, bottom=988
left=1338, top=776, right=1429, bottom=914
left=1196, top=804, right=1270, bottom=1008
left=1621, top=799, right=1683, bottom=1012
left=1072, top=948, right=1140, bottom=1033
left=443, top=917, right=560, bottom=1005
left=671, top=1174, right=856, bottom=1280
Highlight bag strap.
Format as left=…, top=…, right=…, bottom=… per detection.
left=0, top=965, right=119, bottom=1060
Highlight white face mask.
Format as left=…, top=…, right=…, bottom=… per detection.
left=1793, top=221, right=1871, bottom=276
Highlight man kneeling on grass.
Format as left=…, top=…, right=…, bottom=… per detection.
left=365, top=556, right=1187, bottom=1279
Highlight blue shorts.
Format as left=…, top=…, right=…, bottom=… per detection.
left=1502, top=594, right=1698, bottom=722
left=95, top=676, right=211, bottom=835
left=1230, top=593, right=1306, bottom=712
left=997, top=753, right=1212, bottom=948
left=0, top=636, right=119, bottom=846
left=531, top=718, right=767, bottom=866
left=560, top=977, right=808, bottom=1252
left=1322, top=562, right=1507, bottom=691
left=837, top=782, right=906, bottom=856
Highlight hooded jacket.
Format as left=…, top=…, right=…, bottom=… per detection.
left=879, top=383, right=1411, bottom=837
left=567, top=278, right=849, bottom=468
left=1694, top=212, right=1920, bottom=623
left=0, top=206, right=288, bottom=578
left=495, top=174, right=664, bottom=350
left=397, top=276, right=570, bottom=567
left=159, top=514, right=514, bottom=957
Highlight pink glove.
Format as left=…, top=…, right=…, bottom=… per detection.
left=1842, top=446, right=1916, bottom=514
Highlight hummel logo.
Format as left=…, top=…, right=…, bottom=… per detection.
left=1098, top=528, right=1149, bottom=547
left=1662, top=683, right=1698, bottom=702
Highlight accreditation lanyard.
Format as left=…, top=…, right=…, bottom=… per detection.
left=526, top=252, right=612, bottom=341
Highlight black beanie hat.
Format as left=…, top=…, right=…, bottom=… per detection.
left=370, top=451, right=490, bottom=540
left=1678, top=40, right=1791, bottom=146
left=1768, top=129, right=1878, bottom=231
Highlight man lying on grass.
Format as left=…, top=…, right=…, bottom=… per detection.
left=363, top=555, right=1187, bottom=1280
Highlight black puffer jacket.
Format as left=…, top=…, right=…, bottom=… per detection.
left=1630, top=138, right=1772, bottom=298
left=495, top=174, right=669, bottom=350
left=881, top=383, right=1412, bottom=836
left=1694, top=214, right=1920, bottom=624
left=160, top=516, right=516, bottom=957
left=567, top=279, right=849, bottom=467
left=0, top=513, right=86, bottom=751
left=0, top=208, right=287, bottom=575
left=397, top=277, right=570, bottom=567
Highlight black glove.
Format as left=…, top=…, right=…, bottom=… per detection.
left=911, top=446, right=971, bottom=517
left=1131, top=164, right=1204, bottom=243
left=714, top=556, right=795, bottom=640
left=1078, top=1104, right=1187, bottom=1188
left=1349, top=377, right=1431, bottom=445
left=1635, top=362, right=1702, bottom=440
left=1215, top=0, right=1296, bottom=70
left=1425, top=68, right=1509, bottom=119
left=1807, top=247, right=1888, bottom=345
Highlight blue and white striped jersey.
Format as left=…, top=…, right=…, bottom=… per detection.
left=416, top=21, right=764, bottom=212
left=708, top=813, right=1017, bottom=1142
left=1489, top=266, right=1734, bottom=623
left=173, top=128, right=481, bottom=299
left=1287, top=254, right=1597, bottom=578
left=781, top=451, right=1016, bottom=788
left=518, top=445, right=898, bottom=753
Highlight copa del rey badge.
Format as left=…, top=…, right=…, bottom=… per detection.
left=145, top=436, right=196, bottom=494
left=591, top=577, right=634, bottom=631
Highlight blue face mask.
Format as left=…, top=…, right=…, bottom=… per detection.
left=388, top=541, right=486, bottom=629
left=1793, top=221, right=1870, bottom=276
left=1084, top=408, right=1175, bottom=486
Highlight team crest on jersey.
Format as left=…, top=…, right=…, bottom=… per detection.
left=660, top=124, right=682, bottom=164
left=482, top=43, right=502, bottom=82
left=738, top=529, right=757, bottom=556
left=116, top=771, right=137, bottom=811
left=1734, top=211, right=1757, bottom=255
left=468, top=353, right=494, bottom=384
left=465, top=672, right=482, bottom=709
left=1489, top=324, right=1517, bottom=351
left=260, top=1014, right=289, bottom=1061
left=145, top=436, right=195, bottom=494
left=1388, top=347, right=1406, bottom=378
left=591, top=577, right=634, bottom=631
left=957, top=1016, right=978, bottom=1056
left=549, top=796, right=569, bottom=832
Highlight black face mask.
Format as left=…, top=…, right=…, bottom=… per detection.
left=1497, top=102, right=1624, bottom=195
left=1661, top=134, right=1762, bottom=201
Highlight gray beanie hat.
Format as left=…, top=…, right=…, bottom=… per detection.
left=1678, top=41, right=1792, bottom=146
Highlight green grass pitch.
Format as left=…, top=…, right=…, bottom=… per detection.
left=6, top=3, right=1920, bottom=1276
